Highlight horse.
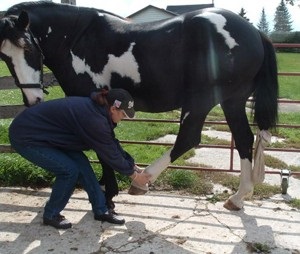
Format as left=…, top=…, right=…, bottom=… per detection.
left=0, top=1, right=278, bottom=211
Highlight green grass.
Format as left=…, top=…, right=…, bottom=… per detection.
left=288, top=198, right=300, bottom=209
left=277, top=52, right=300, bottom=100
left=0, top=62, right=11, bottom=77
left=278, top=76, right=300, bottom=100
left=277, top=52, right=300, bottom=72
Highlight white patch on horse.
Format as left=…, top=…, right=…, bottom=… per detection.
left=227, top=158, right=253, bottom=209
left=145, top=148, right=172, bottom=183
left=71, top=42, right=141, bottom=88
left=130, top=148, right=172, bottom=192
left=97, top=12, right=104, bottom=17
left=48, top=27, right=52, bottom=34
left=195, top=13, right=239, bottom=50
left=181, top=112, right=190, bottom=125
left=0, top=39, right=43, bottom=104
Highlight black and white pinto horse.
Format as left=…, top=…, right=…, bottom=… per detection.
left=0, top=2, right=278, bottom=210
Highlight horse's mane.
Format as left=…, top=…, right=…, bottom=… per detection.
left=6, top=1, right=50, bottom=15
left=1, top=17, right=33, bottom=53
left=6, top=1, right=125, bottom=20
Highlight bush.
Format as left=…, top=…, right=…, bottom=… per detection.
left=166, top=169, right=197, bottom=189
left=0, top=154, right=54, bottom=187
left=270, top=31, right=291, bottom=43
left=271, top=31, right=300, bottom=52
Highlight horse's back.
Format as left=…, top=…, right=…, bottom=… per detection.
left=178, top=8, right=263, bottom=91
left=183, top=8, right=263, bottom=59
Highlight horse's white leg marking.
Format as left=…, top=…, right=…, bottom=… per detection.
left=227, top=159, right=253, bottom=209
left=146, top=148, right=172, bottom=182
left=195, top=13, right=239, bottom=50
left=71, top=42, right=141, bottom=88
left=0, top=39, right=43, bottom=104
left=129, top=148, right=172, bottom=193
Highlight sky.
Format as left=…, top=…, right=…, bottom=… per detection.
left=0, top=0, right=299, bottom=31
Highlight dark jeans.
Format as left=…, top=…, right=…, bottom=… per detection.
left=10, top=140, right=107, bottom=219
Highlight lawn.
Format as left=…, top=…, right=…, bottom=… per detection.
left=277, top=53, right=300, bottom=100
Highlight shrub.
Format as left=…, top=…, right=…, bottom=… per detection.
left=166, top=169, right=197, bottom=189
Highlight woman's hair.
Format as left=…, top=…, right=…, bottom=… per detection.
left=91, top=88, right=135, bottom=118
left=90, top=88, right=109, bottom=106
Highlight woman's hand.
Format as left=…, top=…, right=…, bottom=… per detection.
left=134, top=164, right=144, bottom=173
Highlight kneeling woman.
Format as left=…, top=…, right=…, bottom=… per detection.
left=9, top=88, right=150, bottom=229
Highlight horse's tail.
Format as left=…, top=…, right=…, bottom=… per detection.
left=253, top=32, right=279, bottom=130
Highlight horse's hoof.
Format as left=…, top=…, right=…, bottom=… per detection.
left=128, top=185, right=148, bottom=195
left=223, top=199, right=242, bottom=211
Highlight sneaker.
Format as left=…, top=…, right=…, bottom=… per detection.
left=94, top=211, right=125, bottom=225
left=43, top=214, right=72, bottom=229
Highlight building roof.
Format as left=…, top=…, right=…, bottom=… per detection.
left=127, top=5, right=175, bottom=19
left=166, top=4, right=214, bottom=15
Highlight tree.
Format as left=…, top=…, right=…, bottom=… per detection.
left=257, top=8, right=270, bottom=35
left=238, top=8, right=250, bottom=22
left=274, top=0, right=293, bottom=32
left=285, top=0, right=300, bottom=5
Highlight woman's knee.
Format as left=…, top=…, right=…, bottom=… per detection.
left=11, top=144, right=79, bottom=179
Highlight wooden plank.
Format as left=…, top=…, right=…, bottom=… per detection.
left=0, top=144, right=14, bottom=153
left=0, top=73, right=57, bottom=90
left=0, top=105, right=26, bottom=119
left=0, top=76, right=16, bottom=89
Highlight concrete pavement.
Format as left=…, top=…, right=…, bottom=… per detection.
left=0, top=187, right=299, bottom=254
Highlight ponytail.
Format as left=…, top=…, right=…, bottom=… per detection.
left=91, top=88, right=109, bottom=106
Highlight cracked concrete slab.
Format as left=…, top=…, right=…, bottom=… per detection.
left=0, top=187, right=299, bottom=254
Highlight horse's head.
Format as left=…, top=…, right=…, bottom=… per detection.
left=0, top=11, right=45, bottom=106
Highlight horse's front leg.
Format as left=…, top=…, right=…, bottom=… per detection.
left=128, top=95, right=213, bottom=195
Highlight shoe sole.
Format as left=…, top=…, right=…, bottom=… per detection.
left=43, top=221, right=72, bottom=229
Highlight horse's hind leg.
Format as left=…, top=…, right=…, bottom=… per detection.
left=221, top=98, right=254, bottom=210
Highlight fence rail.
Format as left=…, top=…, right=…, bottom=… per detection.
left=1, top=43, right=299, bottom=179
